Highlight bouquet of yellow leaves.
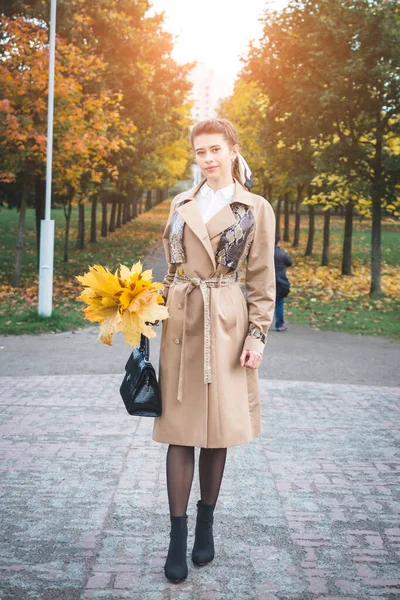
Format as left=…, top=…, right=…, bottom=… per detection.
left=75, top=261, right=169, bottom=346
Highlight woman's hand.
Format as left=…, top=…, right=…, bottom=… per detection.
left=240, top=349, right=263, bottom=370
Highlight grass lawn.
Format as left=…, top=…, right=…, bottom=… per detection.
left=0, top=200, right=399, bottom=339
left=0, top=201, right=169, bottom=335
left=272, top=212, right=400, bottom=339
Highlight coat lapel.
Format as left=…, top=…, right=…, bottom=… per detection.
left=176, top=199, right=216, bottom=269
left=166, top=178, right=255, bottom=270
left=205, top=203, right=237, bottom=239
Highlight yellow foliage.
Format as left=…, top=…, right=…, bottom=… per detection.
left=75, top=261, right=169, bottom=346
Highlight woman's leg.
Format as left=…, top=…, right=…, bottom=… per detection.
left=164, top=444, right=194, bottom=582
left=192, top=448, right=227, bottom=566
left=199, top=448, right=227, bottom=505
left=166, top=444, right=195, bottom=516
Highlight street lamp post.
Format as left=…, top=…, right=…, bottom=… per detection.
left=38, top=0, right=56, bottom=317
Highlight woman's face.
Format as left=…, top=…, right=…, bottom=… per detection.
left=193, top=133, right=239, bottom=182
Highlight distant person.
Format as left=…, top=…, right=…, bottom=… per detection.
left=274, top=235, right=293, bottom=331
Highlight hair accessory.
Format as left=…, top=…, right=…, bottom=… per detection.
left=238, top=153, right=254, bottom=190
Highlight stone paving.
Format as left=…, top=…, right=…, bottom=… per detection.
left=1, top=373, right=399, bottom=600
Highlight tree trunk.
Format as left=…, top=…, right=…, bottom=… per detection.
left=76, top=201, right=85, bottom=250
left=116, top=198, right=122, bottom=228
left=12, top=175, right=29, bottom=287
left=262, top=180, right=268, bottom=199
left=292, top=183, right=303, bottom=248
left=283, top=192, right=290, bottom=242
left=370, top=190, right=382, bottom=296
left=109, top=194, right=117, bottom=232
left=89, top=194, right=97, bottom=243
left=130, top=186, right=136, bottom=218
left=63, top=196, right=72, bottom=262
left=275, top=196, right=282, bottom=235
left=101, top=195, right=108, bottom=237
left=122, top=194, right=128, bottom=224
left=126, top=183, right=133, bottom=221
left=146, top=189, right=152, bottom=212
left=124, top=196, right=128, bottom=223
left=370, top=127, right=383, bottom=296
left=341, top=201, right=353, bottom=275
left=35, top=176, right=45, bottom=270
left=304, top=202, right=315, bottom=256
left=321, top=208, right=330, bottom=267
left=132, top=190, right=138, bottom=219
left=275, top=196, right=282, bottom=236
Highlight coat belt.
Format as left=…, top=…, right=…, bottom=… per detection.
left=173, top=271, right=238, bottom=402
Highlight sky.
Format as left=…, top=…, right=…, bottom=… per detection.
left=149, top=0, right=289, bottom=86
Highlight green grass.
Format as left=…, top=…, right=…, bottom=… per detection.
left=276, top=212, right=400, bottom=267
left=1, top=202, right=399, bottom=339
left=274, top=213, right=400, bottom=340
left=286, top=296, right=399, bottom=338
left=0, top=201, right=169, bottom=335
left=0, top=203, right=166, bottom=282
left=0, top=300, right=85, bottom=335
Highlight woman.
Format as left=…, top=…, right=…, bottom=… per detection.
left=152, top=118, right=276, bottom=583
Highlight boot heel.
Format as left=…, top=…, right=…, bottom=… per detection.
left=192, top=500, right=215, bottom=566
left=164, top=515, right=188, bottom=583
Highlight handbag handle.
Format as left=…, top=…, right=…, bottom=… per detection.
left=139, top=334, right=150, bottom=362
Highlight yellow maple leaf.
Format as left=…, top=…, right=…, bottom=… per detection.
left=75, top=260, right=169, bottom=346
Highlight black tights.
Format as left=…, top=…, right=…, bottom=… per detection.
left=166, top=445, right=227, bottom=517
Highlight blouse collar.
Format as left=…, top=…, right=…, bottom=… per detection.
left=199, top=181, right=235, bottom=200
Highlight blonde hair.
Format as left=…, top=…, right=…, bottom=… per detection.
left=190, top=118, right=244, bottom=187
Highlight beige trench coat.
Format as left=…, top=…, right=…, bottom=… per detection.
left=152, top=177, right=276, bottom=448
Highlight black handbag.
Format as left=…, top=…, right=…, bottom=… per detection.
left=119, top=334, right=162, bottom=417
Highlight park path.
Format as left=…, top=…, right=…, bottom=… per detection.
left=0, top=238, right=399, bottom=600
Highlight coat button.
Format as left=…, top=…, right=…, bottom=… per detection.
left=177, top=303, right=183, bottom=310
left=174, top=338, right=180, bottom=344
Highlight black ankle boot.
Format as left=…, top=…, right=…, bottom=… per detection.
left=192, top=500, right=215, bottom=566
left=164, top=515, right=188, bottom=583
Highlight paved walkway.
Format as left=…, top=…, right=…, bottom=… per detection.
left=1, top=240, right=399, bottom=600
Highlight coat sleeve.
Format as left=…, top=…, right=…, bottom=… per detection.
left=242, top=197, right=276, bottom=355
left=160, top=194, right=181, bottom=301
left=284, top=251, right=293, bottom=267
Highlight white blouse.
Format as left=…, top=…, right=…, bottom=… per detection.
left=195, top=181, right=235, bottom=223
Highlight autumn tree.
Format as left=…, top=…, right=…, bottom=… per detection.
left=243, top=0, right=400, bottom=295
left=0, top=17, right=49, bottom=286
left=1, top=2, right=194, bottom=281
left=22, top=0, right=195, bottom=219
